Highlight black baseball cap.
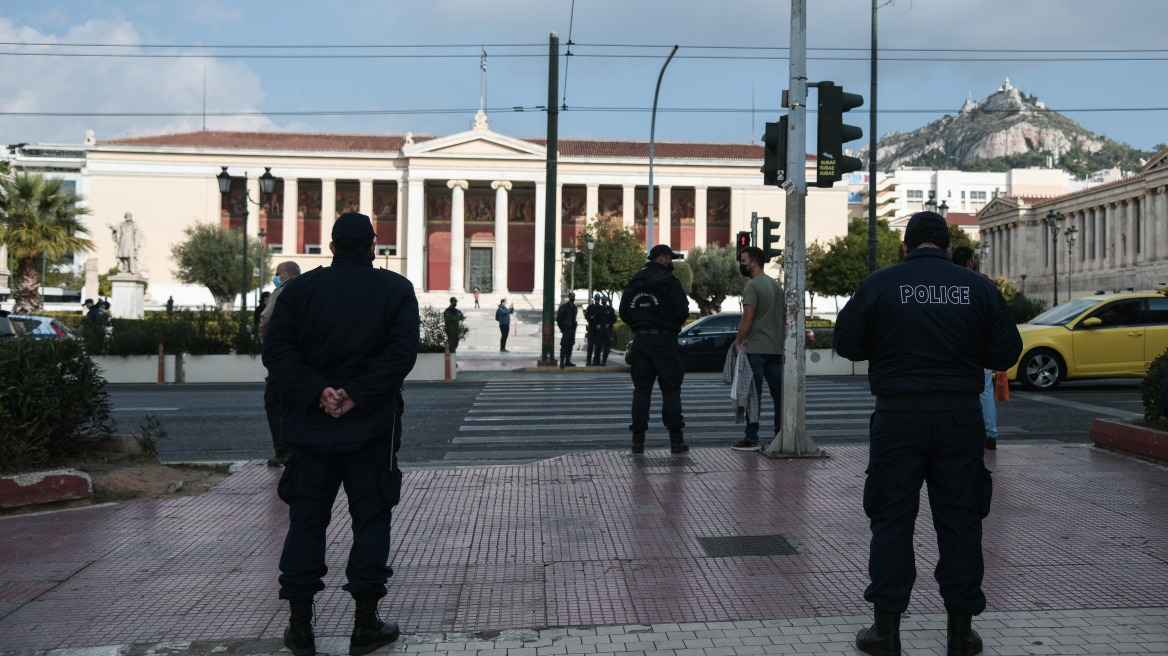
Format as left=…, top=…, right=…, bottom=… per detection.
left=904, top=211, right=947, bottom=233
left=648, top=244, right=684, bottom=260
left=332, top=212, right=377, bottom=243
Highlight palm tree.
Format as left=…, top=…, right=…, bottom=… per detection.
left=0, top=172, right=93, bottom=313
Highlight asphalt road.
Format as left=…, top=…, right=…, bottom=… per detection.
left=105, top=372, right=1144, bottom=467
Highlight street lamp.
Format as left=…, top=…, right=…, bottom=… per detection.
left=975, top=240, right=989, bottom=274
left=1064, top=224, right=1078, bottom=300
left=567, top=251, right=576, bottom=293
left=938, top=199, right=949, bottom=219
left=1046, top=210, right=1065, bottom=306
left=586, top=233, right=596, bottom=301
left=218, top=166, right=277, bottom=331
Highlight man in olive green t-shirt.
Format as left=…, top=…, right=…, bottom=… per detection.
left=730, top=246, right=785, bottom=450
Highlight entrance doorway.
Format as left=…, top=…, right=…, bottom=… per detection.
left=467, top=246, right=492, bottom=293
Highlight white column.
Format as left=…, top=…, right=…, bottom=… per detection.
left=1156, top=190, right=1168, bottom=262
left=622, top=184, right=635, bottom=230
left=395, top=183, right=405, bottom=257
left=555, top=183, right=564, bottom=254
left=657, top=185, right=672, bottom=247
left=448, top=180, right=468, bottom=292
left=282, top=178, right=299, bottom=255
left=320, top=179, right=336, bottom=247
left=694, top=186, right=708, bottom=248
left=730, top=187, right=748, bottom=236
left=586, top=184, right=599, bottom=220
left=406, top=179, right=425, bottom=286
left=359, top=179, right=374, bottom=217
left=534, top=182, right=546, bottom=293
left=492, top=180, right=511, bottom=293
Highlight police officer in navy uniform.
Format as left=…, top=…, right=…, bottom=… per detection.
left=597, top=296, right=617, bottom=366
left=620, top=244, right=690, bottom=454
left=583, top=293, right=601, bottom=365
left=833, top=211, right=1022, bottom=656
left=556, top=292, right=578, bottom=368
left=263, top=212, right=420, bottom=656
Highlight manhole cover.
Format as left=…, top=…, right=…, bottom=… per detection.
left=697, top=534, right=799, bottom=557
left=634, top=456, right=694, bottom=467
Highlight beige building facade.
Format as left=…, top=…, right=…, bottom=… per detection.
left=55, top=120, right=847, bottom=308
left=978, top=147, right=1168, bottom=300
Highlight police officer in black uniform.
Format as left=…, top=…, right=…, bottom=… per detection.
left=263, top=212, right=420, bottom=656
left=620, top=244, right=690, bottom=454
left=597, top=296, right=617, bottom=366
left=583, top=293, right=601, bottom=365
left=833, top=211, right=1022, bottom=656
left=556, top=292, right=578, bottom=368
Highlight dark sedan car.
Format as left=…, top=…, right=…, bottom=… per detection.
left=625, top=313, right=813, bottom=371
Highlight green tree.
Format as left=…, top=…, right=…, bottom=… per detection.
left=171, top=223, right=271, bottom=310
left=686, top=243, right=746, bottom=316
left=671, top=260, right=693, bottom=296
left=0, top=172, right=93, bottom=313
left=564, top=215, right=644, bottom=302
left=949, top=224, right=973, bottom=251
left=806, top=217, right=902, bottom=297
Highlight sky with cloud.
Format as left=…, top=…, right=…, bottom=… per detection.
left=2, top=0, right=1165, bottom=155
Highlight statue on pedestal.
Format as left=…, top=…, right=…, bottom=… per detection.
left=111, top=212, right=141, bottom=274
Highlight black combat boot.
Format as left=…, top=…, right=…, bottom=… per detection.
left=350, top=594, right=400, bottom=656
left=669, top=430, right=689, bottom=454
left=559, top=356, right=566, bottom=369
left=632, top=432, right=645, bottom=454
left=855, top=607, right=901, bottom=656
left=946, top=609, right=983, bottom=656
left=284, top=598, right=316, bottom=656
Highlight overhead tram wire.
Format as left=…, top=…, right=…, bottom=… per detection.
left=561, top=0, right=577, bottom=110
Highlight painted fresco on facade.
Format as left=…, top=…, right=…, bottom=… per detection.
left=508, top=192, right=536, bottom=222
left=336, top=181, right=359, bottom=218
left=427, top=192, right=452, bottom=222
left=373, top=182, right=397, bottom=246
left=672, top=189, right=696, bottom=251
left=465, top=188, right=495, bottom=223
left=707, top=188, right=731, bottom=246
left=598, top=187, right=622, bottom=219
left=221, top=178, right=246, bottom=231
left=261, top=179, right=285, bottom=245
left=561, top=186, right=587, bottom=248
left=299, top=180, right=322, bottom=252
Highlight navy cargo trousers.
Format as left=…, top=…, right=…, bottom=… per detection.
left=863, top=407, right=993, bottom=615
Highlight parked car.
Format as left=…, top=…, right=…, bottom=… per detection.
left=0, top=310, right=15, bottom=340
left=7, top=314, right=77, bottom=340
left=1007, top=291, right=1168, bottom=390
left=625, top=313, right=815, bottom=372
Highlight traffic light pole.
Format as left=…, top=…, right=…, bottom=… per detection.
left=762, top=0, right=824, bottom=460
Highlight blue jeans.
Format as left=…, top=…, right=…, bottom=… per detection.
left=745, top=353, right=782, bottom=444
left=863, top=408, right=992, bottom=615
left=980, top=370, right=997, bottom=438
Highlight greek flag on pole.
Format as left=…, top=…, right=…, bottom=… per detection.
left=481, top=48, right=487, bottom=71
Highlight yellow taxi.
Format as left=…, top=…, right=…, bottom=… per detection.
left=1009, top=291, right=1168, bottom=390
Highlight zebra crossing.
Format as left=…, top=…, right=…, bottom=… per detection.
left=442, top=376, right=876, bottom=465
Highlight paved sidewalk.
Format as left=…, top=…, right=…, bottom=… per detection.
left=2, top=444, right=1167, bottom=655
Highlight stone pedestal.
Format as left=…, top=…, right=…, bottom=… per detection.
left=109, top=274, right=147, bottom=319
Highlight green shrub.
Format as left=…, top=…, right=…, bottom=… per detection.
left=0, top=338, right=115, bottom=473
left=419, top=305, right=467, bottom=353
left=612, top=321, right=631, bottom=351
left=83, top=308, right=261, bottom=356
left=1007, top=294, right=1048, bottom=324
left=1139, top=348, right=1168, bottom=428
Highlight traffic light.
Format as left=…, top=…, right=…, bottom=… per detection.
left=761, top=116, right=788, bottom=186
left=815, top=81, right=864, bottom=188
left=760, top=217, right=782, bottom=261
left=736, top=231, right=751, bottom=261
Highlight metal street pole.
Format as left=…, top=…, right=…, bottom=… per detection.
left=762, top=0, right=823, bottom=459
left=647, top=45, right=679, bottom=250
left=538, top=32, right=560, bottom=367
left=1065, top=225, right=1077, bottom=300
left=241, top=172, right=249, bottom=333
left=867, top=0, right=878, bottom=274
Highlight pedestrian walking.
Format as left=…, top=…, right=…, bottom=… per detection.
left=556, top=292, right=579, bottom=368
left=443, top=297, right=464, bottom=353
left=584, top=293, right=601, bottom=365
left=619, top=244, right=690, bottom=454
left=262, top=213, right=419, bottom=656
left=730, top=245, right=785, bottom=451
left=953, top=246, right=1001, bottom=451
left=258, top=261, right=301, bottom=468
left=254, top=291, right=270, bottom=328
left=473, top=287, right=481, bottom=308
left=495, top=298, right=514, bottom=352
left=833, top=211, right=1022, bottom=656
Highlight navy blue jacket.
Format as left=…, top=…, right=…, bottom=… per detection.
left=833, top=247, right=1022, bottom=406
left=619, top=262, right=689, bottom=332
left=262, top=250, right=420, bottom=453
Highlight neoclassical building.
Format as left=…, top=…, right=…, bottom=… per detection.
left=17, top=115, right=847, bottom=308
left=979, top=146, right=1168, bottom=298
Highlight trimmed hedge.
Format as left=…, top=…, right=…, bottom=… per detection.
left=0, top=338, right=114, bottom=473
left=82, top=308, right=261, bottom=356
left=1139, top=348, right=1168, bottom=428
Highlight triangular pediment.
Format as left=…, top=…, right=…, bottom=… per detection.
left=978, top=196, right=1020, bottom=218
left=403, top=129, right=545, bottom=159
left=1139, top=145, right=1168, bottom=174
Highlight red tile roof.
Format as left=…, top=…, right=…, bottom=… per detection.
left=96, top=130, right=801, bottom=162
left=1036, top=174, right=1145, bottom=205
left=945, top=212, right=980, bottom=226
